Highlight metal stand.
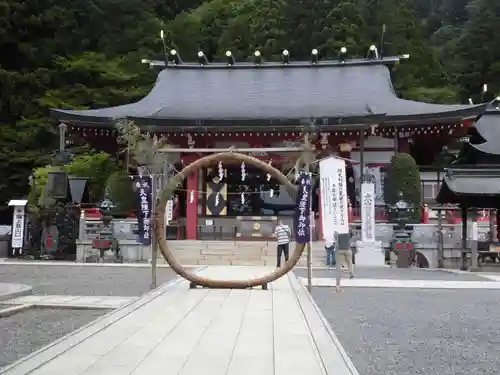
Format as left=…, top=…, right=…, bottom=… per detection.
left=304, top=134, right=313, bottom=293
left=151, top=176, right=158, bottom=290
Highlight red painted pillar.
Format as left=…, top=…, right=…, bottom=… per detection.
left=398, top=138, right=411, bottom=153
left=186, top=169, right=198, bottom=240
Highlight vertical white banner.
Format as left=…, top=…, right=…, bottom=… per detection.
left=319, top=157, right=349, bottom=238
left=11, top=206, right=26, bottom=248
left=361, top=183, right=376, bottom=242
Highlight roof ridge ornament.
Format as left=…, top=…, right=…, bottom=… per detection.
left=169, top=49, right=182, bottom=65
left=254, top=50, right=262, bottom=65
left=311, top=48, right=318, bottom=64
left=198, top=51, right=208, bottom=66
left=367, top=45, right=378, bottom=60
left=226, top=50, right=235, bottom=66
left=339, top=46, right=347, bottom=63
left=282, top=49, right=290, bottom=64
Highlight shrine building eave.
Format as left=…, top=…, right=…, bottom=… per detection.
left=436, top=168, right=500, bottom=208
left=469, top=106, right=500, bottom=155
left=50, top=58, right=488, bottom=130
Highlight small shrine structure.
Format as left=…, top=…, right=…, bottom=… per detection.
left=436, top=106, right=500, bottom=269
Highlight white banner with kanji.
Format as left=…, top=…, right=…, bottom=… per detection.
left=11, top=206, right=26, bottom=248
left=319, top=157, right=349, bottom=239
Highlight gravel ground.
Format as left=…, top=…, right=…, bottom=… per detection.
left=0, top=308, right=108, bottom=369
left=0, top=265, right=187, bottom=296
left=311, top=287, right=500, bottom=375
left=294, top=267, right=491, bottom=281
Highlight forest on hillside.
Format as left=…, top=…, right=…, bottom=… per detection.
left=0, top=0, right=499, bottom=215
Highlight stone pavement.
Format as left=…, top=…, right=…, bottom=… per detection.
left=301, top=277, right=500, bottom=289
left=2, top=295, right=135, bottom=309
left=307, top=276, right=500, bottom=375
left=0, top=266, right=358, bottom=375
left=0, top=283, right=32, bottom=302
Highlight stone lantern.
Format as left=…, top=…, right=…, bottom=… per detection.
left=387, top=192, right=416, bottom=268
left=93, top=198, right=121, bottom=262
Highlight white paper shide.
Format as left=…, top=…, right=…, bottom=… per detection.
left=319, top=156, right=349, bottom=238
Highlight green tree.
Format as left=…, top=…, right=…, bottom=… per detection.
left=28, top=152, right=118, bottom=209
left=105, top=170, right=135, bottom=217
left=384, top=153, right=422, bottom=213
left=0, top=0, right=163, bottom=218
left=455, top=0, right=500, bottom=102
left=363, top=0, right=452, bottom=96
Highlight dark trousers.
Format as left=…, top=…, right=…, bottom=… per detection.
left=277, top=243, right=290, bottom=267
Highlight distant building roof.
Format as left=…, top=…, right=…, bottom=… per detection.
left=51, top=58, right=488, bottom=131
left=436, top=169, right=500, bottom=208
left=469, top=106, right=500, bottom=155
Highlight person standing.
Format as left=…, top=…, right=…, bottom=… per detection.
left=325, top=238, right=336, bottom=267
left=274, top=220, right=291, bottom=268
left=334, top=230, right=355, bottom=292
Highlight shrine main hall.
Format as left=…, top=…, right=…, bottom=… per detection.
left=51, top=49, right=487, bottom=240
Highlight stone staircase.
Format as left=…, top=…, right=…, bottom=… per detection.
left=156, top=241, right=328, bottom=267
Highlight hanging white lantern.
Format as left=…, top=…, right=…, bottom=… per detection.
left=240, top=192, right=245, bottom=204
left=218, top=161, right=224, bottom=181
left=215, top=192, right=220, bottom=206
left=269, top=188, right=274, bottom=198
left=189, top=190, right=194, bottom=203
left=241, top=162, right=246, bottom=181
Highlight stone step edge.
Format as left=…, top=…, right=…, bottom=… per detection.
left=0, top=304, right=34, bottom=318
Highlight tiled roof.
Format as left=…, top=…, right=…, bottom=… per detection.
left=470, top=106, right=500, bottom=155
left=51, top=59, right=488, bottom=129
left=436, top=169, right=500, bottom=207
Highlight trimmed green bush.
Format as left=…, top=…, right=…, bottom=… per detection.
left=384, top=152, right=421, bottom=222
left=105, top=170, right=135, bottom=217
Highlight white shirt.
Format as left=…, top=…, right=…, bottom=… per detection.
left=274, top=224, right=291, bottom=245
left=325, top=239, right=335, bottom=248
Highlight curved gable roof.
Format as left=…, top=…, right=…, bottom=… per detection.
left=470, top=107, right=500, bottom=155
left=51, top=59, right=487, bottom=129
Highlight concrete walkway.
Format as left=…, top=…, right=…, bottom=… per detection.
left=0, top=266, right=358, bottom=375
left=3, top=295, right=135, bottom=309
